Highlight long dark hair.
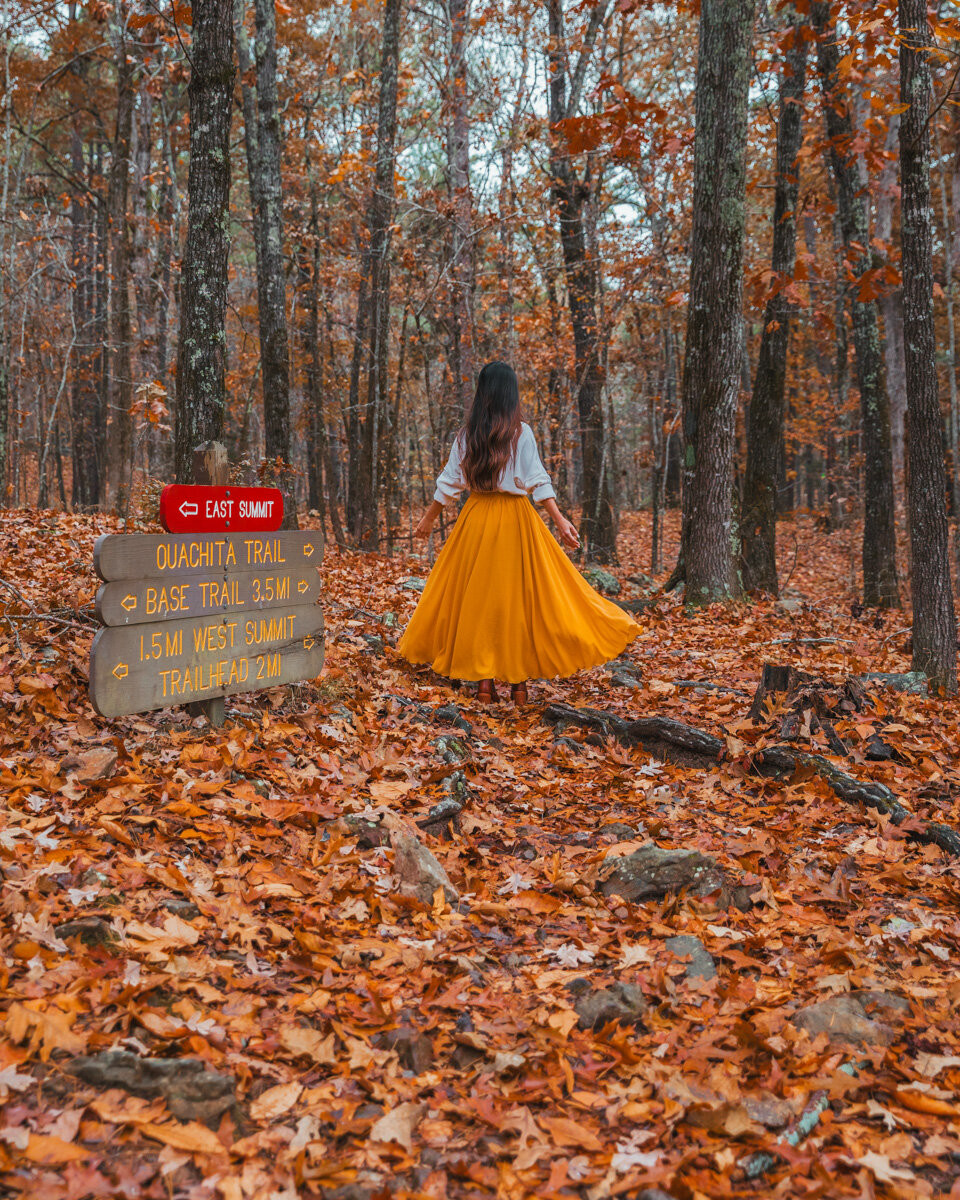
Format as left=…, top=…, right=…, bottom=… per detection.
left=460, top=362, right=522, bottom=492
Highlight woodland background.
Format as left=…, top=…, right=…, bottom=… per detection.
left=4, top=0, right=960, bottom=565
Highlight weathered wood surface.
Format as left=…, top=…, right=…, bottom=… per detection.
left=94, top=531, right=324, bottom=582
left=96, top=568, right=320, bottom=627
left=90, top=606, right=324, bottom=718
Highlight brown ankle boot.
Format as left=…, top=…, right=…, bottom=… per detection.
left=511, top=682, right=529, bottom=706
left=477, top=679, right=498, bottom=704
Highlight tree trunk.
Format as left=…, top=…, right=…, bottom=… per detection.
left=899, top=0, right=957, bottom=692
left=236, top=0, right=296, bottom=526
left=174, top=0, right=234, bottom=482
left=448, top=0, right=473, bottom=412
left=348, top=0, right=402, bottom=549
left=546, top=0, right=616, bottom=563
left=741, top=6, right=807, bottom=597
left=69, top=129, right=101, bottom=507
left=678, top=0, right=756, bottom=604
left=812, top=0, right=899, bottom=607
left=875, top=115, right=907, bottom=490
left=106, top=15, right=135, bottom=513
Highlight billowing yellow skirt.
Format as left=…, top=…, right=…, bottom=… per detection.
left=397, top=493, right=640, bottom=683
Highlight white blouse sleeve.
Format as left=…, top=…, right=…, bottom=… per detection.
left=514, top=426, right=556, bottom=502
left=434, top=435, right=467, bottom=505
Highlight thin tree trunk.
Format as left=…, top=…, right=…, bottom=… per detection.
left=812, top=0, right=899, bottom=607
left=351, top=0, right=402, bottom=549
left=677, top=0, right=756, bottom=604
left=236, top=0, right=296, bottom=525
left=174, top=0, right=234, bottom=480
left=448, top=0, right=473, bottom=412
left=875, top=115, right=907, bottom=490
left=899, top=0, right=957, bottom=692
left=546, top=0, right=616, bottom=563
left=106, top=6, right=135, bottom=512
left=741, top=5, right=807, bottom=596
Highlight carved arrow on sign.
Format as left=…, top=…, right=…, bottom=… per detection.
left=304, top=637, right=315, bottom=650
left=303, top=544, right=315, bottom=558
left=112, top=663, right=129, bottom=680
left=298, top=580, right=309, bottom=594
left=179, top=502, right=199, bottom=517
left=121, top=594, right=137, bottom=611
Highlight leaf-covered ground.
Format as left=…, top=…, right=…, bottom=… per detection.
left=1, top=509, right=959, bottom=1199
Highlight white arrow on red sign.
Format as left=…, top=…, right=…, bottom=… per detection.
left=179, top=502, right=199, bottom=517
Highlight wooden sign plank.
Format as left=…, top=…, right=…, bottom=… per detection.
left=94, top=531, right=323, bottom=582
left=160, top=485, right=284, bottom=534
left=89, top=606, right=324, bottom=718
left=96, top=568, right=321, bottom=627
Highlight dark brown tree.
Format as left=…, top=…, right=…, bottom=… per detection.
left=678, top=0, right=756, bottom=605
left=105, top=16, right=135, bottom=513
left=236, top=0, right=296, bottom=526
left=812, top=1, right=899, bottom=607
left=741, top=7, right=808, bottom=597
left=899, top=0, right=957, bottom=691
left=174, top=0, right=235, bottom=481
left=346, top=0, right=402, bottom=548
left=448, top=0, right=474, bottom=414
left=546, top=0, right=616, bottom=563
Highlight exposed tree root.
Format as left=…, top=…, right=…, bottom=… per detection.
left=543, top=702, right=960, bottom=857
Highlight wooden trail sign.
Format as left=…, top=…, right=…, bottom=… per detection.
left=96, top=568, right=321, bottom=627
left=160, top=484, right=284, bottom=534
left=94, top=531, right=323, bottom=582
left=88, top=442, right=325, bottom=722
left=89, top=608, right=324, bottom=717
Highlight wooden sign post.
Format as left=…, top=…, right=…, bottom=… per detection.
left=89, top=443, right=324, bottom=725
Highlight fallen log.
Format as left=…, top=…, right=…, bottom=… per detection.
left=542, top=703, right=960, bottom=858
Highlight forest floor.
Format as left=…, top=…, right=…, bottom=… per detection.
left=1, top=507, right=959, bottom=1200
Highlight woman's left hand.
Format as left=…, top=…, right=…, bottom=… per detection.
left=414, top=514, right=434, bottom=538
left=556, top=517, right=580, bottom=549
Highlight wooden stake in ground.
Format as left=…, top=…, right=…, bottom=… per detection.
left=190, top=440, right=228, bottom=725
left=898, top=0, right=958, bottom=694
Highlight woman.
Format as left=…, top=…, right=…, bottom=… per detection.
left=398, top=362, right=639, bottom=703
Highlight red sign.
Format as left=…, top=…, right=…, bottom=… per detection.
left=159, top=485, right=284, bottom=534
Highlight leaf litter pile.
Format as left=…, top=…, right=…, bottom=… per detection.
left=1, top=510, right=960, bottom=1200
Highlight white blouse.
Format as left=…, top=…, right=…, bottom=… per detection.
left=434, top=423, right=556, bottom=505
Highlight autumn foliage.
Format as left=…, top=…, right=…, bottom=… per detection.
left=1, top=510, right=959, bottom=1197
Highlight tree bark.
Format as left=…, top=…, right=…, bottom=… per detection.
left=174, top=0, right=234, bottom=482
left=106, top=11, right=135, bottom=513
left=448, top=0, right=473, bottom=412
left=546, top=0, right=616, bottom=563
left=236, top=0, right=296, bottom=526
left=741, top=6, right=808, bottom=596
left=346, top=0, right=402, bottom=549
left=812, top=1, right=899, bottom=607
left=899, top=0, right=957, bottom=692
left=678, top=0, right=756, bottom=604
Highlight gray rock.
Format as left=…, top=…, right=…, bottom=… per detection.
left=67, top=1051, right=235, bottom=1123
left=574, top=983, right=648, bottom=1030
left=601, top=822, right=642, bottom=841
left=163, top=898, right=201, bottom=920
left=791, top=991, right=908, bottom=1047
left=55, top=917, right=118, bottom=947
left=776, top=598, right=803, bottom=614
left=597, top=843, right=753, bottom=911
left=433, top=703, right=472, bottom=734
left=665, top=935, right=717, bottom=981
left=362, top=634, right=385, bottom=656
left=857, top=671, right=928, bottom=696
left=393, top=831, right=459, bottom=905
left=401, top=577, right=426, bottom=593
left=611, top=671, right=642, bottom=690
left=381, top=612, right=398, bottom=628
left=582, top=566, right=620, bottom=595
